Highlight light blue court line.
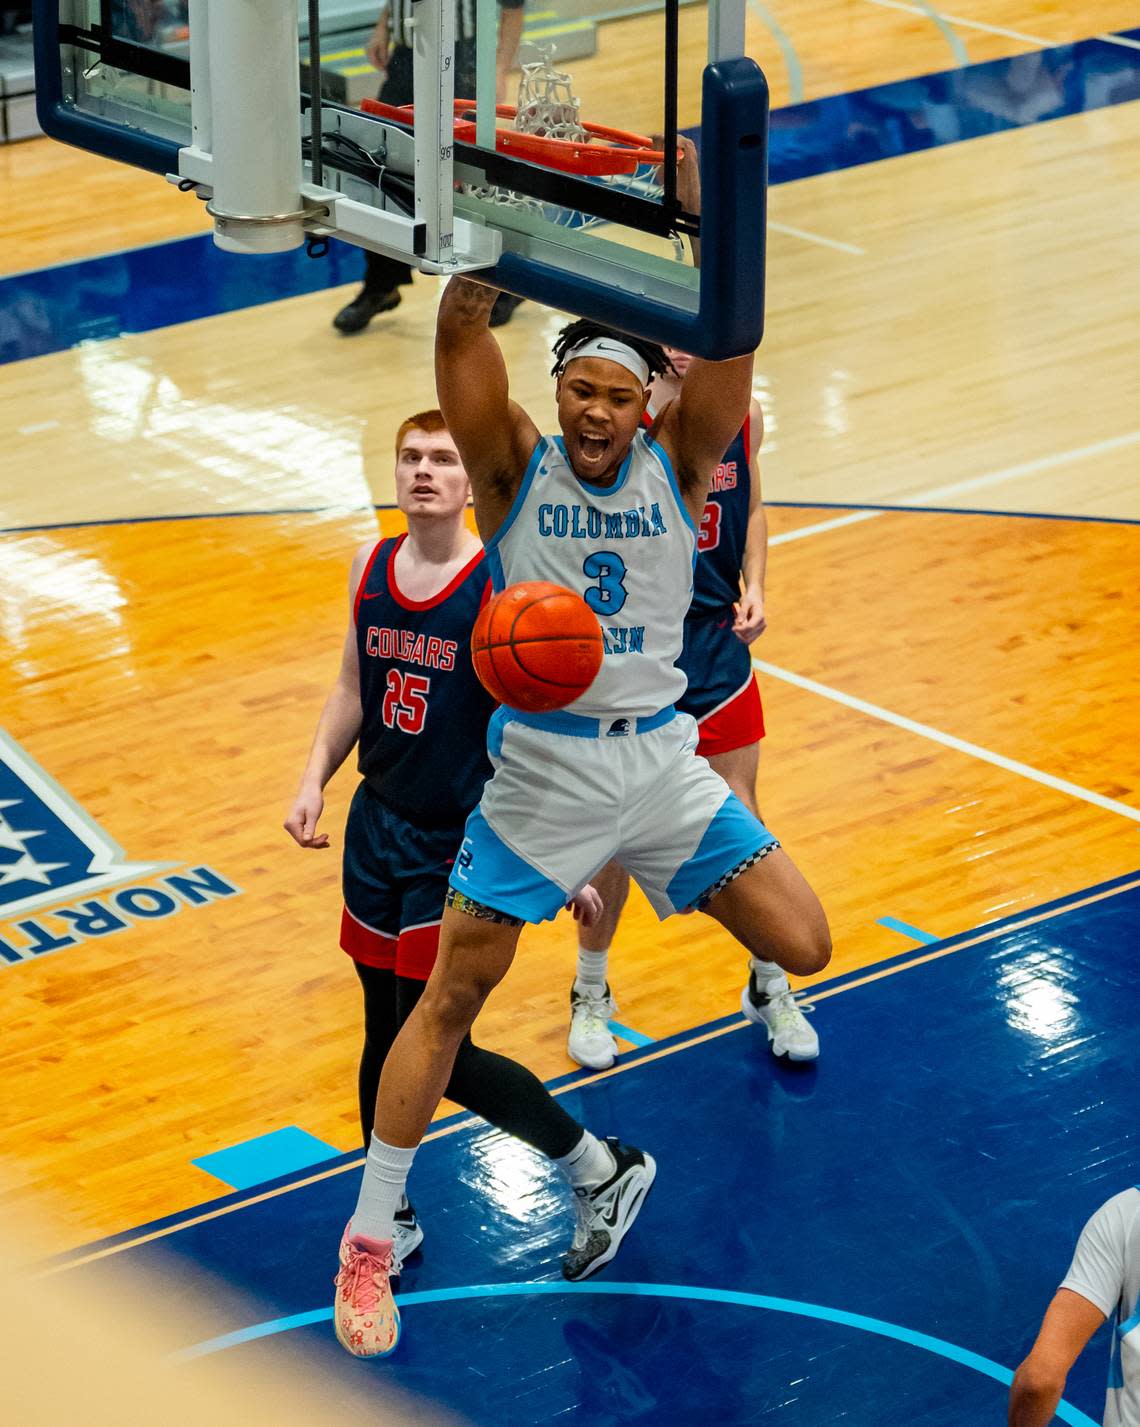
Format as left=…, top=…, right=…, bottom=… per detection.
left=877, top=916, right=941, bottom=945
left=904, top=0, right=970, bottom=66
left=609, top=1021, right=654, bottom=1048
left=171, top=1280, right=1097, bottom=1424
left=192, top=1127, right=342, bottom=1191
left=744, top=0, right=805, bottom=103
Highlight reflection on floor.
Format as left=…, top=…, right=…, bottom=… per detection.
left=61, top=874, right=1137, bottom=1426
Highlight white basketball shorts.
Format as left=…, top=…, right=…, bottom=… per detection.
left=448, top=705, right=777, bottom=922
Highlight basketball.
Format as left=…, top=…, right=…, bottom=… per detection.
left=471, top=582, right=605, bottom=713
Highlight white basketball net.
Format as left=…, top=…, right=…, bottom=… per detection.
left=513, top=50, right=587, bottom=144
left=467, top=45, right=682, bottom=258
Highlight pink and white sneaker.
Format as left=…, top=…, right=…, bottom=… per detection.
left=333, top=1224, right=400, bottom=1357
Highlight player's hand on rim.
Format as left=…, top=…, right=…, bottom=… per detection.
left=650, top=132, right=701, bottom=213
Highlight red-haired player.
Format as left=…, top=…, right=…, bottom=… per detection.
left=285, top=411, right=621, bottom=1355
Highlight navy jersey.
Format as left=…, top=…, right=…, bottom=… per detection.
left=689, top=416, right=753, bottom=616
left=355, top=535, right=496, bottom=830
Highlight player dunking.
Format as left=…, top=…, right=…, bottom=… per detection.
left=285, top=411, right=628, bottom=1353
left=331, top=258, right=832, bottom=1356
left=568, top=351, right=819, bottom=1070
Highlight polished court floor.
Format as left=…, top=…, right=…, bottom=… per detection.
left=2, top=0, right=1138, bottom=1419
left=55, top=879, right=1138, bottom=1426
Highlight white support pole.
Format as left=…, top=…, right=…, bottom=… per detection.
left=411, top=0, right=457, bottom=268
left=207, top=0, right=305, bottom=254
left=187, top=0, right=211, bottom=153
left=475, top=0, right=497, bottom=148
left=708, top=0, right=746, bottom=61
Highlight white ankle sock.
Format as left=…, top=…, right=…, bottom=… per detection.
left=350, top=1134, right=418, bottom=1242
left=574, top=947, right=610, bottom=998
left=750, top=957, right=790, bottom=996
left=554, top=1131, right=615, bottom=1190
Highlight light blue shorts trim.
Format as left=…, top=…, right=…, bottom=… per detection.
left=664, top=793, right=777, bottom=913
left=448, top=805, right=568, bottom=924
left=509, top=705, right=676, bottom=739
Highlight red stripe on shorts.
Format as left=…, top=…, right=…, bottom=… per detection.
left=696, top=675, right=766, bottom=758
left=396, top=922, right=442, bottom=982
left=340, top=907, right=397, bottom=969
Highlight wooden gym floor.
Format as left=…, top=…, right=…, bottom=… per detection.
left=1, top=0, right=1138, bottom=1259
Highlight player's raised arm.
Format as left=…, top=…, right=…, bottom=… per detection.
left=435, top=276, right=541, bottom=542
left=652, top=137, right=753, bottom=517
left=664, top=350, right=755, bottom=520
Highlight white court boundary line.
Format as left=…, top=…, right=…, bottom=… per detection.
left=769, top=429, right=1140, bottom=547
left=754, top=659, right=1140, bottom=825
left=770, top=510, right=880, bottom=546
left=768, top=221, right=866, bottom=256
left=861, top=0, right=1140, bottom=53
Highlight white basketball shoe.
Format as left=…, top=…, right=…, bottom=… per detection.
left=741, top=962, right=819, bottom=1061
left=568, top=983, right=619, bottom=1070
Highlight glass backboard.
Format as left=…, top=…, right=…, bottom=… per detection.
left=32, top=0, right=768, bottom=356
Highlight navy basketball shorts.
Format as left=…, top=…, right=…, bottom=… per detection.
left=340, top=783, right=464, bottom=981
left=448, top=707, right=778, bottom=925
left=676, top=609, right=766, bottom=758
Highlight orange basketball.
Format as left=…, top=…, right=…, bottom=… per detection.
left=471, top=582, right=604, bottom=713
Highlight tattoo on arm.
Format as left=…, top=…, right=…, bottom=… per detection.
left=445, top=277, right=499, bottom=329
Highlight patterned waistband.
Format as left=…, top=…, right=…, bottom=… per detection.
left=506, top=705, right=677, bottom=739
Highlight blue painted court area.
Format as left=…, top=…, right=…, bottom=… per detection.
left=64, top=877, right=1138, bottom=1425
left=192, top=1126, right=341, bottom=1190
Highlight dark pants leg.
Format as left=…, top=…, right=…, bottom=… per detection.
left=359, top=47, right=419, bottom=293
left=355, top=963, right=583, bottom=1159
left=355, top=39, right=521, bottom=313
left=395, top=975, right=583, bottom=1159
left=355, top=962, right=399, bottom=1149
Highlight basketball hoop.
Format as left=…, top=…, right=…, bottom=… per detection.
left=361, top=46, right=687, bottom=258
left=361, top=98, right=674, bottom=177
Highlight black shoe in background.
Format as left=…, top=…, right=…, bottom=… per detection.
left=333, top=286, right=402, bottom=335
left=489, top=292, right=524, bottom=328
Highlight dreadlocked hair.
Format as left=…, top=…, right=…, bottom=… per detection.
left=550, top=319, right=675, bottom=380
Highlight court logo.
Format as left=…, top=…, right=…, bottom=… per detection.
left=0, top=728, right=240, bottom=966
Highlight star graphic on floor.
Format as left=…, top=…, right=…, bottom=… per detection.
left=0, top=800, right=66, bottom=887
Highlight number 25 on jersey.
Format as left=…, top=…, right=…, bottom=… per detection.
left=382, top=669, right=430, bottom=734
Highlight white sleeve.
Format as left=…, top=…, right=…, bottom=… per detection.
left=1059, top=1193, right=1129, bottom=1319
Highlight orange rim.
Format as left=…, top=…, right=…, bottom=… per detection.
left=361, top=98, right=673, bottom=177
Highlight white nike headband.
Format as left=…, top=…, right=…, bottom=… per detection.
left=562, top=335, right=650, bottom=389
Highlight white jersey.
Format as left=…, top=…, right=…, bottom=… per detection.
left=484, top=431, right=697, bottom=721
left=1060, top=1187, right=1140, bottom=1427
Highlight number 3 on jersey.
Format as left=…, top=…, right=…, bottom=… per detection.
left=382, top=669, right=430, bottom=734
left=582, top=550, right=628, bottom=616
left=698, top=501, right=722, bottom=552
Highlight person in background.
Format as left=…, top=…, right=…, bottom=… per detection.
left=566, top=135, right=819, bottom=1073
left=1009, top=1185, right=1140, bottom=1426
left=333, top=0, right=526, bottom=335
